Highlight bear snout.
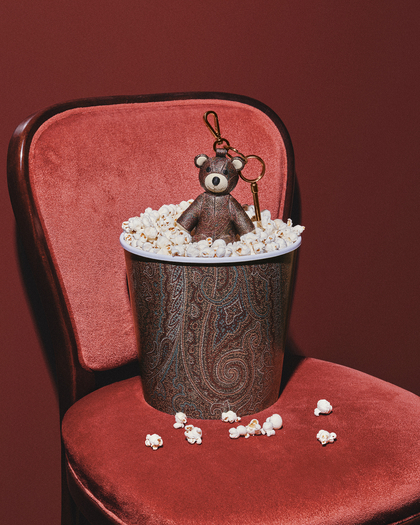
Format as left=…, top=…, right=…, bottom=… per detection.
left=204, top=173, right=228, bottom=193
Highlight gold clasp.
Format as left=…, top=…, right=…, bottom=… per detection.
left=203, top=111, right=221, bottom=141
left=203, top=110, right=230, bottom=150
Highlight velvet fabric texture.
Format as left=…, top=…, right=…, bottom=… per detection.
left=28, top=99, right=290, bottom=371
left=62, top=357, right=420, bottom=525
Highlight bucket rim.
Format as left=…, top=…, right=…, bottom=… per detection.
left=120, top=232, right=301, bottom=264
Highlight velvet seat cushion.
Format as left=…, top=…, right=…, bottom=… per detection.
left=62, top=357, right=420, bottom=525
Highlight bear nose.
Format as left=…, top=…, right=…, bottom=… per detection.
left=212, top=176, right=220, bottom=186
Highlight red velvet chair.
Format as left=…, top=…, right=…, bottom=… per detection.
left=8, top=93, right=420, bottom=525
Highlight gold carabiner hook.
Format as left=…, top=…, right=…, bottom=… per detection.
left=203, top=111, right=221, bottom=141
left=204, top=110, right=230, bottom=150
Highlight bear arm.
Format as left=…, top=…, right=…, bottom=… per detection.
left=176, top=195, right=204, bottom=233
left=229, top=196, right=255, bottom=237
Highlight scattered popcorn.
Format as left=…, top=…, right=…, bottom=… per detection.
left=174, top=412, right=187, bottom=429
left=261, top=414, right=283, bottom=436
left=268, top=414, right=283, bottom=430
left=314, top=399, right=333, bottom=417
left=122, top=201, right=304, bottom=259
left=145, top=434, right=163, bottom=450
left=245, top=419, right=263, bottom=438
left=222, top=410, right=241, bottom=424
left=317, top=430, right=337, bottom=446
left=229, top=425, right=248, bottom=439
left=261, top=419, right=276, bottom=436
left=184, top=425, right=202, bottom=445
left=229, top=416, right=282, bottom=438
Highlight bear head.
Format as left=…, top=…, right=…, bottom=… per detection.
left=195, top=149, right=246, bottom=196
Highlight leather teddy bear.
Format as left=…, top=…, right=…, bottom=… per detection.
left=177, top=148, right=255, bottom=244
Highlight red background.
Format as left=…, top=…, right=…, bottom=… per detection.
left=1, top=2, right=419, bottom=523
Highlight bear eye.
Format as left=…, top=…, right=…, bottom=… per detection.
left=223, top=169, right=228, bottom=175
left=206, top=166, right=211, bottom=173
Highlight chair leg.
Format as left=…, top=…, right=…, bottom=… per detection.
left=61, top=460, right=78, bottom=525
left=61, top=447, right=92, bottom=525
left=61, top=476, right=92, bottom=525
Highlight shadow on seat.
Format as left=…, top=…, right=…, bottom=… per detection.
left=8, top=93, right=420, bottom=525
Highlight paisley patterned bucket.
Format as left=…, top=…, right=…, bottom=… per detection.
left=121, top=234, right=300, bottom=420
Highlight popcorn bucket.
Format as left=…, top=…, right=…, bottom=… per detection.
left=121, top=234, right=300, bottom=420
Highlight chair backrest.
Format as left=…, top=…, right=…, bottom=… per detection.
left=8, top=93, right=295, bottom=406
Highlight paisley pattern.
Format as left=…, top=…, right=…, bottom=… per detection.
left=126, top=253, right=296, bottom=419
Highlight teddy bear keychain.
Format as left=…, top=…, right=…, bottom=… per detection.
left=177, top=111, right=266, bottom=244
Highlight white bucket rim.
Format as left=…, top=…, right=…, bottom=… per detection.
left=120, top=232, right=301, bottom=264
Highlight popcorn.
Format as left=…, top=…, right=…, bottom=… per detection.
left=275, top=237, right=287, bottom=249
left=314, top=399, right=333, bottom=417
left=174, top=412, right=187, bottom=429
left=157, top=246, right=171, bottom=256
left=264, top=242, right=278, bottom=253
left=245, top=419, right=263, bottom=438
left=184, top=425, right=202, bottom=444
left=141, top=242, right=154, bottom=252
left=228, top=419, right=263, bottom=439
left=171, top=245, right=186, bottom=257
left=122, top=200, right=304, bottom=259
left=261, top=414, right=283, bottom=436
left=229, top=425, right=247, bottom=439
left=224, top=245, right=234, bottom=257
left=244, top=204, right=255, bottom=220
left=212, top=239, right=226, bottom=249
left=268, top=414, right=283, bottom=430
left=186, top=244, right=200, bottom=258
left=199, top=246, right=215, bottom=258
left=129, top=217, right=142, bottom=230
left=172, top=232, right=190, bottom=245
left=229, top=414, right=282, bottom=439
left=156, top=235, right=171, bottom=249
left=158, top=205, right=170, bottom=218
left=317, top=430, right=337, bottom=446
left=260, top=209, right=271, bottom=227
left=261, top=419, right=276, bottom=436
left=232, top=243, right=251, bottom=257
left=145, top=226, right=158, bottom=241
left=221, top=410, right=241, bottom=423
left=145, top=433, right=163, bottom=450
left=197, top=238, right=212, bottom=249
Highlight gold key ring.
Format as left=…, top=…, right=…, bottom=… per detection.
left=240, top=155, right=265, bottom=222
left=239, top=154, right=266, bottom=183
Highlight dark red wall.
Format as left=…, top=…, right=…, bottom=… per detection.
left=1, top=2, right=419, bottom=523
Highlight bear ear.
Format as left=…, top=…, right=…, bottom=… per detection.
left=194, top=154, right=208, bottom=167
left=231, top=156, right=245, bottom=171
